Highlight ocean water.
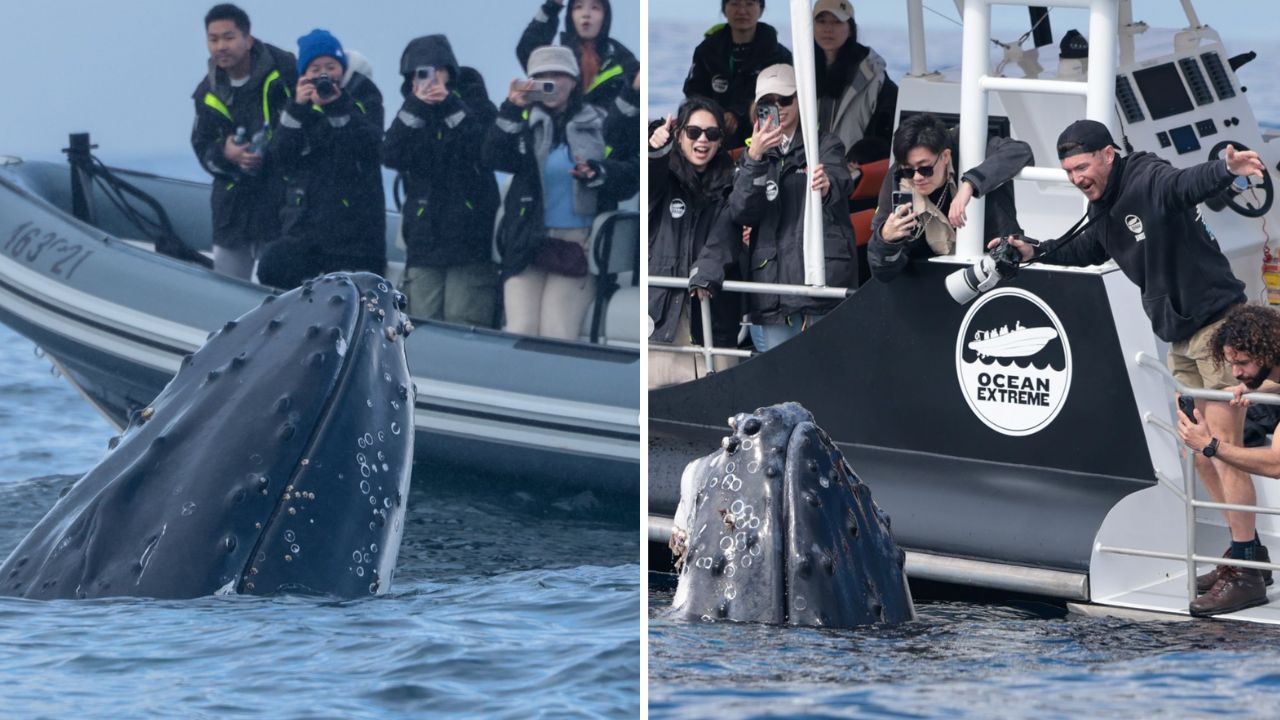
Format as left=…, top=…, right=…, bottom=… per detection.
left=0, top=322, right=640, bottom=718
left=648, top=17, right=1280, bottom=720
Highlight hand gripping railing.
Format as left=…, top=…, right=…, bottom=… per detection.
left=647, top=276, right=851, bottom=373
left=1095, top=351, right=1280, bottom=606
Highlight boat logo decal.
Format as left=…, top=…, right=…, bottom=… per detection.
left=669, top=198, right=687, bottom=219
left=711, top=76, right=729, bottom=94
left=1125, top=214, right=1146, bottom=241
left=955, top=287, right=1072, bottom=437
left=765, top=180, right=779, bottom=202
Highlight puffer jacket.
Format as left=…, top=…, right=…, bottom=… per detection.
left=383, top=35, right=499, bottom=268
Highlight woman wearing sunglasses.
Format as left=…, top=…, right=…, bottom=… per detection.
left=812, top=0, right=896, bottom=163
left=729, top=63, right=856, bottom=352
left=867, top=112, right=1032, bottom=283
left=648, top=97, right=742, bottom=387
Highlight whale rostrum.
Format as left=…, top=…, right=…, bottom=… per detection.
left=670, top=402, right=915, bottom=627
left=0, top=272, right=415, bottom=599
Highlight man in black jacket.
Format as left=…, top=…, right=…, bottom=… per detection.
left=683, top=0, right=792, bottom=149
left=1006, top=119, right=1267, bottom=616
left=384, top=35, right=499, bottom=327
left=191, top=4, right=297, bottom=279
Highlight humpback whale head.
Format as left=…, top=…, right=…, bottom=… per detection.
left=0, top=273, right=415, bottom=600
left=670, top=402, right=915, bottom=627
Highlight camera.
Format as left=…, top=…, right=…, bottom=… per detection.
left=526, top=79, right=558, bottom=98
left=311, top=74, right=337, bottom=99
left=890, top=190, right=913, bottom=209
left=756, top=104, right=779, bottom=129
left=414, top=65, right=436, bottom=84
left=944, top=234, right=1025, bottom=305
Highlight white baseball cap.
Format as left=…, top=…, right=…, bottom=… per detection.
left=754, top=64, right=796, bottom=103
left=813, top=0, right=854, bottom=22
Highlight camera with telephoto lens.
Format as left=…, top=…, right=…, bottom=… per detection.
left=944, top=234, right=1025, bottom=305
left=311, top=74, right=337, bottom=99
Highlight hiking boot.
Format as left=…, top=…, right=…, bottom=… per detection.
left=1189, top=566, right=1268, bottom=617
left=1196, top=545, right=1274, bottom=593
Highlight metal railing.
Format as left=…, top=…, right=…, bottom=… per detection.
left=1095, top=351, right=1280, bottom=604
left=647, top=275, right=852, bottom=372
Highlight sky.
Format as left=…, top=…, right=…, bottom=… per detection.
left=0, top=0, right=640, bottom=176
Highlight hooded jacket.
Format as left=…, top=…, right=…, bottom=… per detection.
left=683, top=23, right=793, bottom=149
left=516, top=0, right=639, bottom=111
left=867, top=133, right=1032, bottom=282
left=484, top=98, right=639, bottom=279
left=269, top=66, right=386, bottom=265
left=647, top=126, right=741, bottom=347
left=815, top=41, right=897, bottom=159
left=724, top=127, right=857, bottom=323
left=1036, top=152, right=1246, bottom=342
left=383, top=35, right=499, bottom=268
left=191, top=40, right=298, bottom=249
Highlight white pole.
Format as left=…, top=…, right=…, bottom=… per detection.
left=791, top=0, right=826, bottom=287
left=1086, top=0, right=1119, bottom=134
left=1179, top=0, right=1203, bottom=29
left=956, top=0, right=991, bottom=259
left=906, top=0, right=928, bottom=77
left=1118, top=0, right=1135, bottom=67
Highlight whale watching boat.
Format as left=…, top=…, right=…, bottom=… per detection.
left=649, top=0, right=1280, bottom=622
left=0, top=138, right=640, bottom=496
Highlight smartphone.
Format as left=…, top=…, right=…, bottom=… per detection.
left=891, top=190, right=913, bottom=209
left=756, top=104, right=779, bottom=129
left=414, top=66, right=437, bottom=93
left=1178, top=395, right=1197, bottom=423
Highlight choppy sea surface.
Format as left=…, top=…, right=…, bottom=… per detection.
left=0, top=322, right=640, bottom=718
left=648, top=18, right=1280, bottom=720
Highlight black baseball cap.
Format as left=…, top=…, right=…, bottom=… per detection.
left=1056, top=119, right=1121, bottom=159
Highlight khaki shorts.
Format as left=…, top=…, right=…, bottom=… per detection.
left=1168, top=315, right=1236, bottom=390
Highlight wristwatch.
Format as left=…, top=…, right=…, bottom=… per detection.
left=1203, top=437, right=1221, bottom=458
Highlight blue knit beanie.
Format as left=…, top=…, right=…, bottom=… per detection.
left=296, top=28, right=347, bottom=75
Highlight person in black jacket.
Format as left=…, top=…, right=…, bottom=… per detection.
left=257, top=29, right=386, bottom=290
left=812, top=0, right=896, bottom=162
left=515, top=0, right=639, bottom=112
left=191, top=4, right=297, bottom=280
left=384, top=35, right=500, bottom=327
left=485, top=46, right=638, bottom=340
left=648, top=97, right=742, bottom=387
left=868, top=113, right=1032, bottom=282
left=683, top=0, right=792, bottom=149
left=725, top=64, right=856, bottom=352
left=1005, top=119, right=1266, bottom=617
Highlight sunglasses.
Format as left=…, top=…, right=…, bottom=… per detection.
left=683, top=125, right=724, bottom=142
left=899, top=153, right=945, bottom=179
left=758, top=94, right=796, bottom=107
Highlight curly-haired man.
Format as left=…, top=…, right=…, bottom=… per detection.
left=1179, top=304, right=1280, bottom=614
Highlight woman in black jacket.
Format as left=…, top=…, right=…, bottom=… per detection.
left=484, top=46, right=638, bottom=340
left=648, top=97, right=741, bottom=388
left=383, top=35, right=500, bottom=327
left=258, top=29, right=385, bottom=289
left=515, top=0, right=639, bottom=111
left=726, top=63, right=856, bottom=352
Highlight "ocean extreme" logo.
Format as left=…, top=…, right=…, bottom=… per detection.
left=955, top=288, right=1072, bottom=436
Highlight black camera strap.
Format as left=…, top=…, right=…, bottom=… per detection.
left=1021, top=209, right=1105, bottom=267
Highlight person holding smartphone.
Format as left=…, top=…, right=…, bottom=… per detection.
left=383, top=35, right=500, bottom=327
left=485, top=46, right=638, bottom=340
left=257, top=28, right=385, bottom=290
left=867, top=113, right=1032, bottom=283
left=727, top=63, right=855, bottom=352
